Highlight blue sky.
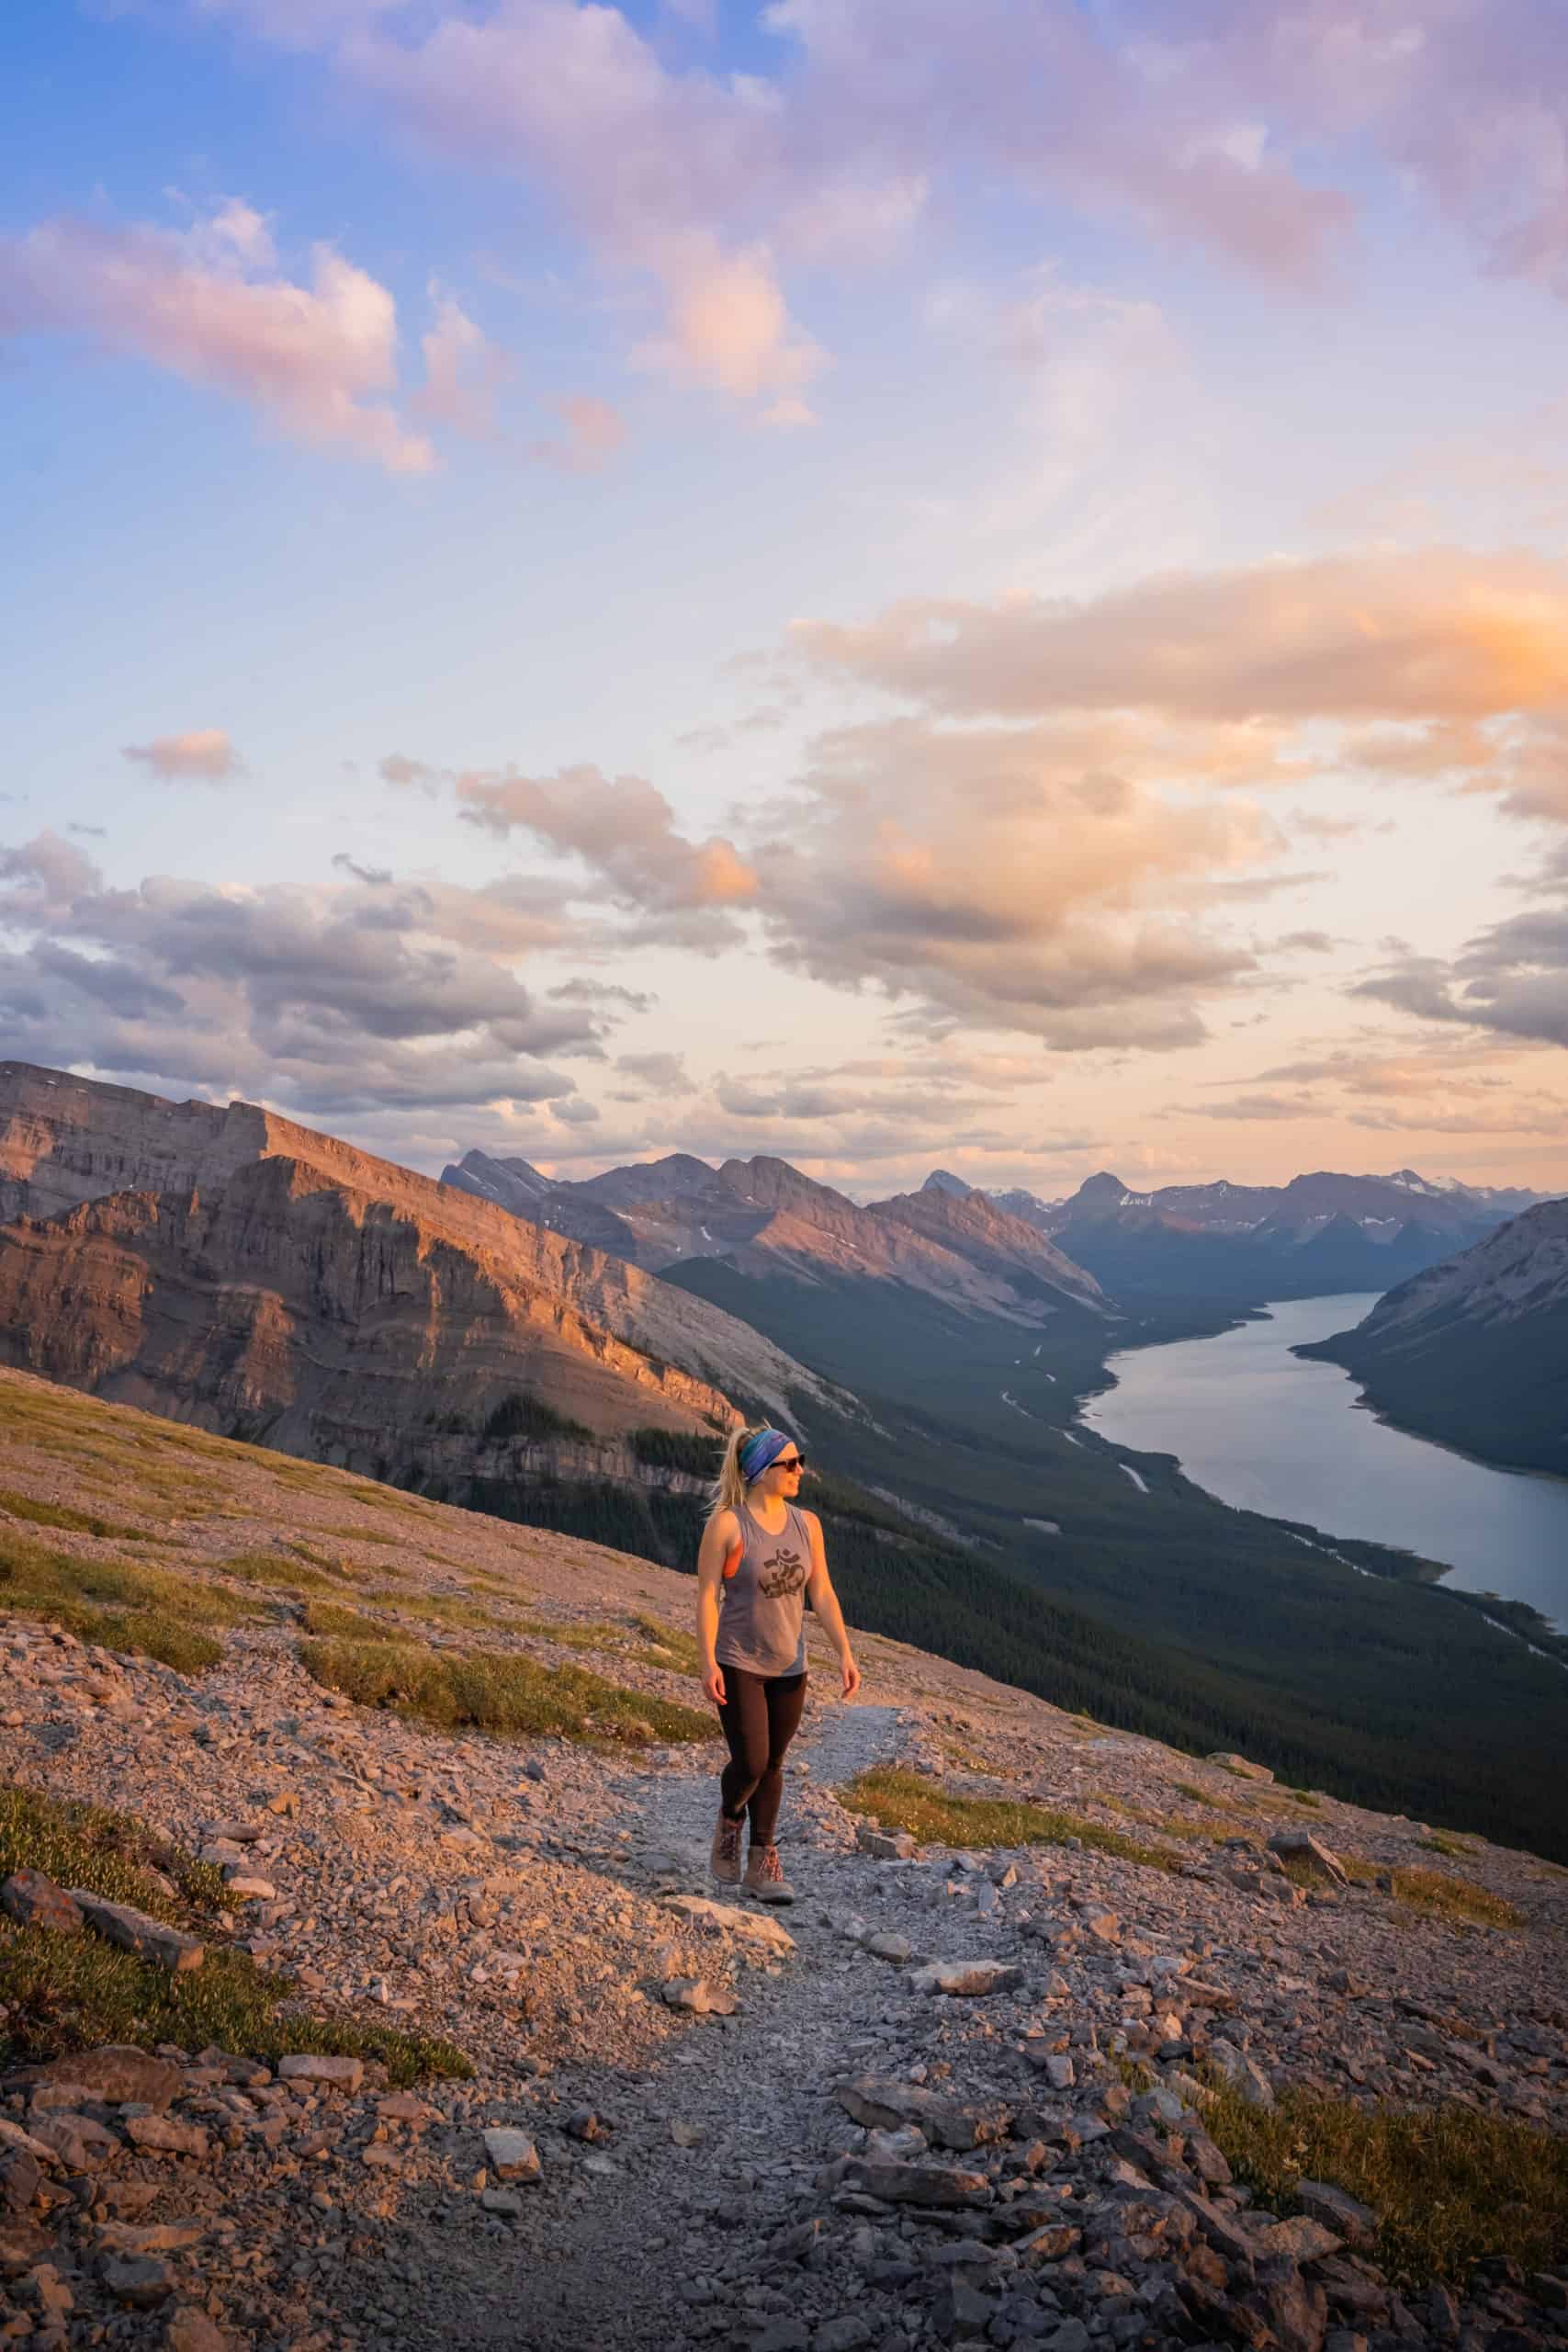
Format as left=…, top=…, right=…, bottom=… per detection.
left=6, top=0, right=1568, bottom=1196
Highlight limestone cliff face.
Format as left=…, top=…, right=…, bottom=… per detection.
left=0, top=1065, right=847, bottom=1467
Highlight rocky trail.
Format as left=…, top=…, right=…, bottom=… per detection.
left=2, top=1368, right=1568, bottom=2350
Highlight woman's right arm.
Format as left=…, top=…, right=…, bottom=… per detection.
left=695, top=1510, right=737, bottom=1707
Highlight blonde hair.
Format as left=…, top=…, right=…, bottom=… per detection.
left=708, top=1423, right=765, bottom=1521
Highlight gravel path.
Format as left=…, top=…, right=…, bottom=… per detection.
left=449, top=1701, right=908, bottom=2351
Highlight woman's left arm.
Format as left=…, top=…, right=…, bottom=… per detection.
left=803, top=1509, right=862, bottom=1700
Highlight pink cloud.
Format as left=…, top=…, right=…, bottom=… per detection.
left=533, top=393, right=628, bottom=472
left=0, top=204, right=434, bottom=473
left=121, top=729, right=246, bottom=784
left=412, top=287, right=508, bottom=436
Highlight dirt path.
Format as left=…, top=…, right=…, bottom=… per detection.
left=446, top=1701, right=909, bottom=2351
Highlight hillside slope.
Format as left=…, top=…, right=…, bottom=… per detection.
left=1303, top=1196, right=1568, bottom=1476
left=1, top=1365, right=1566, bottom=2350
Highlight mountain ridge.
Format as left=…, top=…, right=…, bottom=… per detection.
left=1301, top=1193, right=1568, bottom=1477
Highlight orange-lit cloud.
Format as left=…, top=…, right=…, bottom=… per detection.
left=122, top=729, right=245, bottom=784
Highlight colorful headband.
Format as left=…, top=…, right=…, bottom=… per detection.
left=739, top=1427, right=793, bottom=1483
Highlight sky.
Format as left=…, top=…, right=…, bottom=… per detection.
left=6, top=0, right=1568, bottom=1203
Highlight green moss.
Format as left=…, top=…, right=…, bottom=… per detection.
left=840, top=1767, right=1183, bottom=1872
left=0, top=1784, right=469, bottom=2086
left=629, top=1614, right=705, bottom=1675
left=298, top=1634, right=717, bottom=1746
left=0, top=1524, right=256, bottom=1670
left=1, top=1783, right=225, bottom=1918
left=1389, top=1864, right=1523, bottom=1930
left=1201, top=2078, right=1568, bottom=2286
left=0, top=1488, right=152, bottom=1543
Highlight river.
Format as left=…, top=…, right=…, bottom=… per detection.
left=1081, top=1293, right=1568, bottom=1632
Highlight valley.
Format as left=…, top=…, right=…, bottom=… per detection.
left=4, top=1060, right=1567, bottom=1865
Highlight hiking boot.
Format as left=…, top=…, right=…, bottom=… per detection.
left=710, top=1810, right=743, bottom=1886
left=744, top=1842, right=795, bottom=1905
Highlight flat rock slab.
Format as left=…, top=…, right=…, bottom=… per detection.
left=1295, top=2179, right=1377, bottom=2249
left=1, top=1870, right=84, bottom=1936
left=1252, top=2215, right=1343, bottom=2264
left=1268, top=1830, right=1349, bottom=1886
left=482, top=2129, right=542, bottom=2183
left=16, top=2045, right=183, bottom=2111
left=662, top=1894, right=795, bottom=1957
left=124, top=2116, right=209, bottom=2160
left=909, top=1960, right=1023, bottom=1998
left=99, top=2253, right=175, bottom=2308
left=662, top=1977, right=739, bottom=2016
left=855, top=1825, right=917, bottom=1861
left=68, top=1893, right=204, bottom=1973
left=845, top=2156, right=992, bottom=2209
left=1207, top=1751, right=1274, bottom=1782
left=277, top=2053, right=364, bottom=2091
left=833, top=2075, right=1012, bottom=2152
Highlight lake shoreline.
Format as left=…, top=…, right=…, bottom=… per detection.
left=1079, top=1293, right=1568, bottom=1650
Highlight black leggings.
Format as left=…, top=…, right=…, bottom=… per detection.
left=716, top=1668, right=807, bottom=1845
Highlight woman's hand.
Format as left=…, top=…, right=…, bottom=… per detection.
left=840, top=1651, right=862, bottom=1701
left=703, top=1661, right=727, bottom=1708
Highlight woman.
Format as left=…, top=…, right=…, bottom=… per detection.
left=696, top=1424, right=862, bottom=1903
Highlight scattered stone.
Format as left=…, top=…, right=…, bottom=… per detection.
left=909, top=1960, right=1023, bottom=1997
left=834, top=2077, right=1010, bottom=2151
left=67, top=1893, right=204, bottom=1972
left=845, top=2158, right=992, bottom=2209
left=482, top=2130, right=542, bottom=2184
left=1, top=1870, right=83, bottom=1935
left=124, top=2115, right=209, bottom=2159
left=1268, top=1830, right=1349, bottom=1886
left=277, top=2053, right=364, bottom=2091
left=100, top=2254, right=176, bottom=2309
left=164, top=2308, right=229, bottom=2352
left=16, top=2045, right=183, bottom=2109
left=1295, top=2180, right=1377, bottom=2250
left=855, top=1826, right=917, bottom=1861
left=1207, top=1752, right=1275, bottom=1781
left=662, top=1977, right=739, bottom=2015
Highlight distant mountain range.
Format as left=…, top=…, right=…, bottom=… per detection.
left=443, top=1148, right=1106, bottom=1325
left=922, top=1165, right=1543, bottom=1303
left=1301, top=1194, right=1568, bottom=1477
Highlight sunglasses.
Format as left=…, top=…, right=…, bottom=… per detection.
left=772, top=1453, right=807, bottom=1473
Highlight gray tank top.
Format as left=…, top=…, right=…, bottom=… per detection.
left=716, top=1499, right=812, bottom=1677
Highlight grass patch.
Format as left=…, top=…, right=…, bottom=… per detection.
left=322, top=1526, right=408, bottom=1549
left=840, top=1768, right=1182, bottom=1873
left=1201, top=2076, right=1568, bottom=2286
left=0, top=1525, right=257, bottom=1672
left=1389, top=1865, right=1523, bottom=1930
left=299, top=1635, right=718, bottom=1747
left=1171, top=1781, right=1227, bottom=1810
left=1289, top=1788, right=1323, bottom=1809
left=372, top=1589, right=498, bottom=1630
left=214, top=1547, right=344, bottom=1594
left=0, top=1488, right=152, bottom=1543
left=299, top=1598, right=378, bottom=1639
left=0, top=1785, right=468, bottom=2086
left=1, top=1781, right=224, bottom=1917
left=1419, top=1829, right=1477, bottom=1859
left=629, top=1614, right=704, bottom=1675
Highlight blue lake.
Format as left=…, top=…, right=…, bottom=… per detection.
left=1082, top=1293, right=1568, bottom=1632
